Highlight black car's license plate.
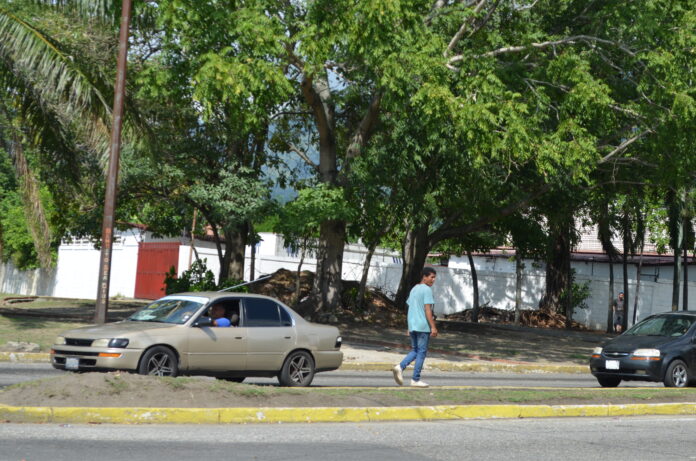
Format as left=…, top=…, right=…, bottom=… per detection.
left=605, top=359, right=620, bottom=370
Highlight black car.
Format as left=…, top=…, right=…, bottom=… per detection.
left=590, top=311, right=696, bottom=388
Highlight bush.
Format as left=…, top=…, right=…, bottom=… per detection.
left=164, top=259, right=217, bottom=294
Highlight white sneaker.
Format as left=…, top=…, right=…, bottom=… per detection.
left=392, top=365, right=403, bottom=386
left=410, top=379, right=429, bottom=388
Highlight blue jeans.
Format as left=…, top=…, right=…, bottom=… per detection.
left=399, top=331, right=430, bottom=382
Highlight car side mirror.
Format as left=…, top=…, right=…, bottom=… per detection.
left=194, top=317, right=213, bottom=327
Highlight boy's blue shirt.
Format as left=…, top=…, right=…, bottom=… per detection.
left=406, top=283, right=435, bottom=332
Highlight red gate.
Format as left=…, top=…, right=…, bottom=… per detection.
left=134, top=242, right=180, bottom=299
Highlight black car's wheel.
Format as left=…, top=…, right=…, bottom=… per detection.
left=216, top=377, right=245, bottom=383
left=138, top=346, right=178, bottom=377
left=278, top=350, right=315, bottom=387
left=596, top=376, right=621, bottom=387
left=664, top=359, right=689, bottom=388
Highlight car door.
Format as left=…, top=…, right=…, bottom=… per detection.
left=185, top=298, right=247, bottom=371
left=243, top=297, right=295, bottom=371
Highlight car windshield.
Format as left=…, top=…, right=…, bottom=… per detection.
left=127, top=297, right=207, bottom=324
left=625, top=315, right=696, bottom=337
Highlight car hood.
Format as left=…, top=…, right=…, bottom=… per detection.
left=603, top=334, right=676, bottom=352
left=59, top=321, right=177, bottom=339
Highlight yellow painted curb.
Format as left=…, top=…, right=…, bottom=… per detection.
left=2, top=403, right=695, bottom=424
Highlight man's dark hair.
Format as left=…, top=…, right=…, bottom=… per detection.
left=422, top=267, right=436, bottom=278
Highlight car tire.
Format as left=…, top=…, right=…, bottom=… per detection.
left=138, top=346, right=179, bottom=377
left=596, top=376, right=621, bottom=387
left=664, top=359, right=689, bottom=388
left=278, top=350, right=315, bottom=387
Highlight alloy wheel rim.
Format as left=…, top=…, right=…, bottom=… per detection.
left=673, top=365, right=687, bottom=387
left=289, top=355, right=311, bottom=384
left=147, top=353, right=173, bottom=376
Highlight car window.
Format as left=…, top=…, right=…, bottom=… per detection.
left=128, top=297, right=206, bottom=324
left=626, top=315, right=696, bottom=337
left=243, top=298, right=287, bottom=327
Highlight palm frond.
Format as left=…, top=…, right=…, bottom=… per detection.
left=0, top=5, right=113, bottom=162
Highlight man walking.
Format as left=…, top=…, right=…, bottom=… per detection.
left=612, top=291, right=625, bottom=333
left=393, top=267, right=438, bottom=388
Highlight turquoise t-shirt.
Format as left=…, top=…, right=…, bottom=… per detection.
left=406, top=283, right=435, bottom=332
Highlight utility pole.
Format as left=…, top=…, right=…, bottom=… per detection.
left=94, top=0, right=132, bottom=323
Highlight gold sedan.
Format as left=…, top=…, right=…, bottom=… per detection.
left=51, top=293, right=343, bottom=387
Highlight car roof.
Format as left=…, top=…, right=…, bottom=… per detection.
left=171, top=292, right=282, bottom=302
left=649, top=311, right=696, bottom=317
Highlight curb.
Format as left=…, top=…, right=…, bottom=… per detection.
left=0, top=352, right=587, bottom=374
left=2, top=402, right=695, bottom=424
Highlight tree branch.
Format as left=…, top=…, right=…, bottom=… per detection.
left=445, top=0, right=487, bottom=56
left=598, top=129, right=653, bottom=165
left=288, top=142, right=320, bottom=173
left=448, top=35, right=637, bottom=66
left=346, top=91, right=382, bottom=161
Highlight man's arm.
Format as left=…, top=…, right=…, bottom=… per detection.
left=425, top=304, right=438, bottom=337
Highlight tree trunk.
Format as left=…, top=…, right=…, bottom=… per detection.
left=633, top=240, right=644, bottom=324
left=683, top=232, right=688, bottom=311
left=622, top=211, right=630, bottom=331
left=357, top=243, right=377, bottom=311
left=220, top=222, right=249, bottom=283
left=540, top=220, right=571, bottom=313
left=607, top=256, right=615, bottom=333
left=514, top=252, right=523, bottom=325
left=673, top=241, right=682, bottom=311
left=292, top=243, right=306, bottom=307
left=249, top=224, right=256, bottom=281
left=312, top=219, right=346, bottom=313
left=467, top=251, right=480, bottom=323
left=395, top=224, right=430, bottom=311
left=565, top=224, right=573, bottom=330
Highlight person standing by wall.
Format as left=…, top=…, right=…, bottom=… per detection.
left=392, top=267, right=439, bottom=388
left=612, top=291, right=625, bottom=333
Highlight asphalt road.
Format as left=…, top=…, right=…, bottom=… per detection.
left=3, top=416, right=696, bottom=460
left=0, top=362, right=662, bottom=389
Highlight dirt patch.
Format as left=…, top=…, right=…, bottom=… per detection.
left=3, top=372, right=696, bottom=408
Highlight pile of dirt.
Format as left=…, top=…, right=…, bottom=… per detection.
left=249, top=269, right=406, bottom=328
left=444, top=306, right=588, bottom=330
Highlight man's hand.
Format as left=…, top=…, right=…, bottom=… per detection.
left=430, top=327, right=438, bottom=338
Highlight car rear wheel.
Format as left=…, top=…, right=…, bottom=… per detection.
left=278, top=351, right=315, bottom=387
left=664, top=359, right=689, bottom=388
left=138, top=346, right=178, bottom=377
left=596, top=376, right=621, bottom=387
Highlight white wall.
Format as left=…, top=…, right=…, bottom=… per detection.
left=1, top=230, right=695, bottom=331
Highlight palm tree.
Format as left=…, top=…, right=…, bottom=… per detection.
left=0, top=0, right=116, bottom=267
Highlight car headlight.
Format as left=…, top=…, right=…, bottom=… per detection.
left=593, top=347, right=603, bottom=355
left=335, top=336, right=342, bottom=349
left=108, top=338, right=129, bottom=348
left=55, top=336, right=66, bottom=345
left=91, top=338, right=129, bottom=348
left=632, top=348, right=661, bottom=359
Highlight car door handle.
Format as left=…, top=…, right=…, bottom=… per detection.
left=234, top=337, right=243, bottom=340
left=284, top=336, right=292, bottom=339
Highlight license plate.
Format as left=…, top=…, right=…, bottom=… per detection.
left=65, top=357, right=79, bottom=370
left=605, top=360, right=620, bottom=370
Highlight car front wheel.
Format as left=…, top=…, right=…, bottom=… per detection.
left=596, top=376, right=621, bottom=387
left=279, top=351, right=315, bottom=387
left=138, top=346, right=178, bottom=377
left=664, top=359, right=689, bottom=388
